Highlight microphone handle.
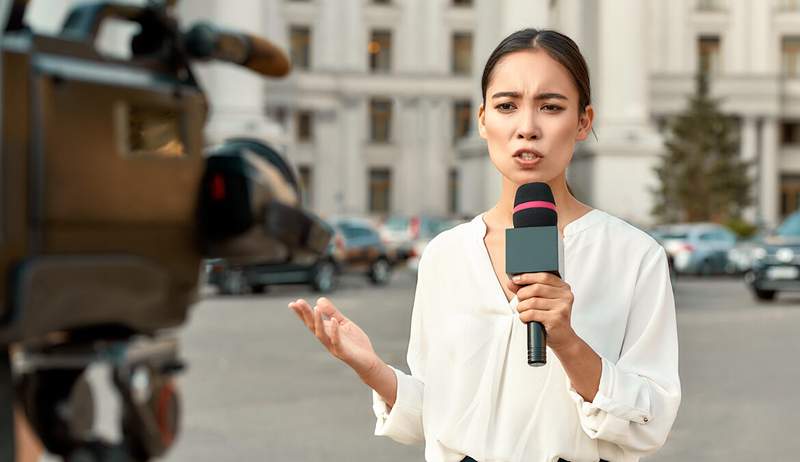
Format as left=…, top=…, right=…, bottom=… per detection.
left=527, top=321, right=546, bottom=366
left=526, top=270, right=560, bottom=367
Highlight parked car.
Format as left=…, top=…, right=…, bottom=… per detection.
left=726, top=231, right=770, bottom=274
left=406, top=218, right=466, bottom=271
left=331, top=216, right=396, bottom=285
left=649, top=223, right=737, bottom=275
left=205, top=217, right=395, bottom=295
left=746, top=211, right=800, bottom=301
left=379, top=215, right=454, bottom=262
left=646, top=229, right=677, bottom=281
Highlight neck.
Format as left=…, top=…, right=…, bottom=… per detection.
left=488, top=173, right=589, bottom=233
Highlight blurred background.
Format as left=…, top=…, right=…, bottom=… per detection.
left=15, top=0, right=800, bottom=460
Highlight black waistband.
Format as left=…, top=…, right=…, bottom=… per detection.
left=461, top=458, right=608, bottom=462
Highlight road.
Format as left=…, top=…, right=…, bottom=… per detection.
left=50, top=269, right=800, bottom=461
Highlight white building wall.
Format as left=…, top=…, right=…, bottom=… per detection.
left=30, top=0, right=798, bottom=226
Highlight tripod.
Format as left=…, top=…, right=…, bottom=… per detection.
left=2, top=336, right=182, bottom=462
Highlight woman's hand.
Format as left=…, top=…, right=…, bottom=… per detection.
left=289, top=297, right=380, bottom=378
left=507, top=272, right=577, bottom=352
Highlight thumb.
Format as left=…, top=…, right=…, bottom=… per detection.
left=316, top=297, right=348, bottom=323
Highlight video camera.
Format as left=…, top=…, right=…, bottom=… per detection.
left=0, top=0, right=332, bottom=460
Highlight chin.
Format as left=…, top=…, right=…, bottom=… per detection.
left=508, top=170, right=555, bottom=185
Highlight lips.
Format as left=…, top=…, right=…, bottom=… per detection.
left=513, top=148, right=544, bottom=168
left=513, top=148, right=544, bottom=160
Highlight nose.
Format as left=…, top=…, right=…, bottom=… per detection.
left=516, top=108, right=541, bottom=140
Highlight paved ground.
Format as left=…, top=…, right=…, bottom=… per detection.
left=43, top=269, right=800, bottom=461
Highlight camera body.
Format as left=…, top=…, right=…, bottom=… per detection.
left=0, top=1, right=330, bottom=459
left=0, top=5, right=208, bottom=344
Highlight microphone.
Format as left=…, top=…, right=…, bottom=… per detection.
left=506, top=183, right=562, bottom=367
left=184, top=22, right=291, bottom=77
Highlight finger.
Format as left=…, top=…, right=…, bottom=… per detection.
left=511, top=272, right=563, bottom=287
left=519, top=307, right=552, bottom=324
left=293, top=299, right=315, bottom=330
left=506, top=278, right=522, bottom=293
left=313, top=305, right=333, bottom=349
left=316, top=297, right=349, bottom=323
left=329, top=316, right=341, bottom=349
left=516, top=297, right=560, bottom=313
left=516, top=283, right=562, bottom=301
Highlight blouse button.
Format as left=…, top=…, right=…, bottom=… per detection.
left=642, top=417, right=649, bottom=423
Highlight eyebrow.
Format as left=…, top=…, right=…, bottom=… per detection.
left=491, top=91, right=568, bottom=101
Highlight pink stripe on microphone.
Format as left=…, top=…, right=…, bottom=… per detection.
left=513, top=201, right=557, bottom=214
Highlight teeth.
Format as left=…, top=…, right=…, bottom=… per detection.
left=520, top=152, right=536, bottom=160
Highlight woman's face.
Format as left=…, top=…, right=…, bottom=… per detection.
left=478, top=49, right=593, bottom=186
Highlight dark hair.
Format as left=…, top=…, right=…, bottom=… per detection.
left=481, top=29, right=591, bottom=114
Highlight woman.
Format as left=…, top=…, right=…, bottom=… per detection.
left=289, top=29, right=680, bottom=462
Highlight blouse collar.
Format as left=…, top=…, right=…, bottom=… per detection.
left=471, top=209, right=603, bottom=240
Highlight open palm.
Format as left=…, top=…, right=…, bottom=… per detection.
left=289, top=297, right=378, bottom=376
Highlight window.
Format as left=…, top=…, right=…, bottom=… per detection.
left=289, top=25, right=311, bottom=70
left=697, top=36, right=721, bottom=75
left=369, top=98, right=392, bottom=143
left=782, top=121, right=800, bottom=145
left=448, top=168, right=459, bottom=214
left=369, top=30, right=392, bottom=73
left=453, top=100, right=472, bottom=143
left=452, top=32, right=473, bottom=75
left=296, top=110, right=313, bottom=142
left=369, top=168, right=392, bottom=214
left=782, top=37, right=800, bottom=77
left=696, top=0, right=724, bottom=11
left=298, top=165, right=312, bottom=207
left=780, top=176, right=800, bottom=217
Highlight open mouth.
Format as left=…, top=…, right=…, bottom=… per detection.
left=513, top=149, right=544, bottom=166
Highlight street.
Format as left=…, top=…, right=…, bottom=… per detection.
left=161, top=270, right=800, bottom=461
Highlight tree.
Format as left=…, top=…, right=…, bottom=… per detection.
left=651, top=73, right=752, bottom=224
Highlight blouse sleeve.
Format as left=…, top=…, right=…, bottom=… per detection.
left=371, top=242, right=435, bottom=445
left=568, top=245, right=681, bottom=456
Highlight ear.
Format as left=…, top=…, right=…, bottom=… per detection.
left=478, top=103, right=487, bottom=140
left=575, top=105, right=594, bottom=142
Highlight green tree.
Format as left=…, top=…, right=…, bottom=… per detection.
left=651, top=73, right=752, bottom=224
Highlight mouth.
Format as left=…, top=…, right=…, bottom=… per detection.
left=513, top=148, right=544, bottom=167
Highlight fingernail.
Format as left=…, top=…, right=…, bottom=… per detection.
left=512, top=275, right=521, bottom=282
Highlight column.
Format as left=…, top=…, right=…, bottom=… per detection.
left=579, top=0, right=663, bottom=225
left=760, top=118, right=780, bottom=227
left=341, top=97, right=367, bottom=215
left=313, top=105, right=344, bottom=215
left=741, top=117, right=759, bottom=222
left=397, top=98, right=423, bottom=215
left=422, top=98, right=448, bottom=215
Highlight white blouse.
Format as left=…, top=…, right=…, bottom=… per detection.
left=372, top=210, right=681, bottom=462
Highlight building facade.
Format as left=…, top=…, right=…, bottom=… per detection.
left=27, top=0, right=800, bottom=227
left=258, top=0, right=800, bottom=228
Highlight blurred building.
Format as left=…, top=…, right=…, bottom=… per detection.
left=25, top=0, right=800, bottom=227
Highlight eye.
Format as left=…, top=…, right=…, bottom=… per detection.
left=542, top=104, right=563, bottom=112
left=495, top=102, right=516, bottom=112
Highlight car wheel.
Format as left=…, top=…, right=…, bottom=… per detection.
left=369, top=258, right=392, bottom=285
left=753, top=288, right=777, bottom=301
left=312, top=260, right=337, bottom=293
left=698, top=259, right=714, bottom=276
left=221, top=269, right=247, bottom=295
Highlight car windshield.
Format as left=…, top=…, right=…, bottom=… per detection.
left=776, top=213, right=800, bottom=237
left=336, top=223, right=372, bottom=239
left=661, top=232, right=689, bottom=239
left=384, top=217, right=409, bottom=230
